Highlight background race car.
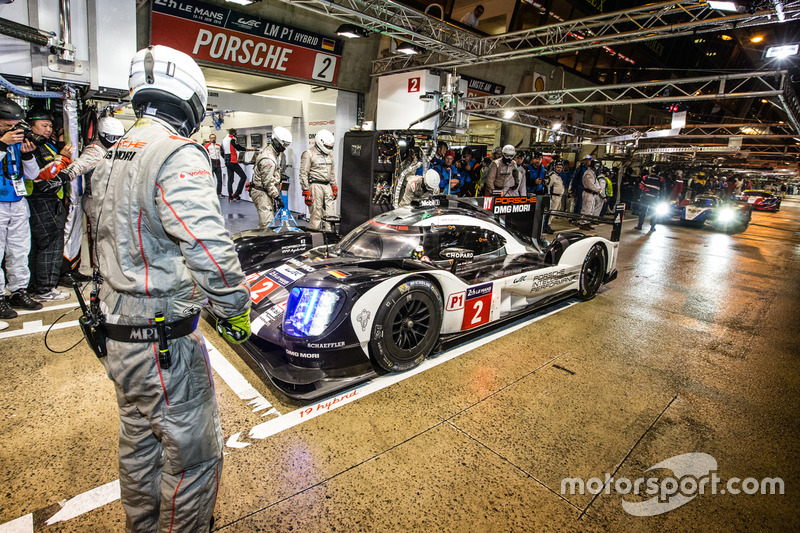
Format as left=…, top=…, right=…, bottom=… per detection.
left=654, top=194, right=751, bottom=232
left=220, top=197, right=623, bottom=400
left=733, top=190, right=781, bottom=211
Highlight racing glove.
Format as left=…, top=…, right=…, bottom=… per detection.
left=303, top=189, right=313, bottom=205
left=216, top=310, right=251, bottom=344
left=275, top=196, right=284, bottom=209
left=332, top=185, right=338, bottom=200
left=245, top=181, right=252, bottom=192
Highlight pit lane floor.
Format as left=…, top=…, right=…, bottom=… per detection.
left=0, top=197, right=798, bottom=531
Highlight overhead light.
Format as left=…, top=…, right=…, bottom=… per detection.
left=336, top=24, right=367, bottom=38
left=720, top=34, right=733, bottom=41
left=225, top=0, right=261, bottom=5
left=751, top=36, right=764, bottom=43
left=766, top=44, right=799, bottom=59
left=761, top=98, right=769, bottom=103
left=503, top=110, right=515, bottom=119
left=708, top=1, right=739, bottom=11
left=552, top=122, right=562, bottom=131
left=397, top=42, right=422, bottom=55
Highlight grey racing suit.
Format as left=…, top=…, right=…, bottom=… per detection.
left=299, top=146, right=337, bottom=231
left=61, top=141, right=106, bottom=270
left=91, top=117, right=250, bottom=533
left=398, top=173, right=434, bottom=207
left=482, top=159, right=520, bottom=197
left=581, top=168, right=600, bottom=217
left=250, top=144, right=282, bottom=229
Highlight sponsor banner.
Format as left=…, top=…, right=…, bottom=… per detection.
left=151, top=0, right=342, bottom=84
left=461, top=74, right=505, bottom=111
left=466, top=283, right=492, bottom=300
left=489, top=196, right=537, bottom=214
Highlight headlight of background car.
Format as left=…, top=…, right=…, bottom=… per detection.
left=655, top=202, right=670, bottom=216
left=283, top=287, right=344, bottom=337
left=717, top=208, right=735, bottom=223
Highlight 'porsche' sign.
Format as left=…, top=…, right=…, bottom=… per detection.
left=151, top=0, right=343, bottom=84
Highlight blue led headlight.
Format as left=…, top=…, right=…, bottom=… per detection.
left=283, top=287, right=344, bottom=337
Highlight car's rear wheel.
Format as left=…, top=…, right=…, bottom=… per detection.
left=578, top=244, right=605, bottom=301
left=369, top=278, right=443, bottom=373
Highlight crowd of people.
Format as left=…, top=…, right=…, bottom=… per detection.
left=392, top=143, right=618, bottom=233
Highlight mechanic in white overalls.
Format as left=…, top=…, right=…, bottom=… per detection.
left=91, top=45, right=251, bottom=533
left=398, top=169, right=441, bottom=207
left=249, top=126, right=291, bottom=229
left=299, top=129, right=337, bottom=231
left=59, top=116, right=124, bottom=276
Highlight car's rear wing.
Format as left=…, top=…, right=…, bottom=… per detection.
left=547, top=203, right=626, bottom=243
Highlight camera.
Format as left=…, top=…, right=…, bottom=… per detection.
left=10, top=120, right=45, bottom=145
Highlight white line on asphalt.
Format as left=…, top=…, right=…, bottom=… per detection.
left=0, top=513, right=33, bottom=533
left=0, top=320, right=80, bottom=340
left=45, top=480, right=120, bottom=526
left=16, top=302, right=79, bottom=315
left=248, top=300, right=578, bottom=440
left=205, top=338, right=278, bottom=417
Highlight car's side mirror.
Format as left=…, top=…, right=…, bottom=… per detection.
left=441, top=247, right=474, bottom=274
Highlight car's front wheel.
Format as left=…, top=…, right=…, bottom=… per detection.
left=369, top=278, right=443, bottom=373
left=578, top=244, right=606, bottom=301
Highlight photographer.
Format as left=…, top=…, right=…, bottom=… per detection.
left=26, top=109, right=73, bottom=301
left=0, top=97, right=43, bottom=320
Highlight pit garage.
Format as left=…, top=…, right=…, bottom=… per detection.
left=1, top=0, right=799, bottom=532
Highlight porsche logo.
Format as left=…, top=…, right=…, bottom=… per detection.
left=356, top=309, right=371, bottom=331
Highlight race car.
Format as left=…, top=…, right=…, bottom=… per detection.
left=653, top=195, right=751, bottom=231
left=226, top=197, right=622, bottom=400
left=733, top=189, right=781, bottom=211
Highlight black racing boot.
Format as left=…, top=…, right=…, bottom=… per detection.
left=9, top=290, right=43, bottom=310
left=0, top=296, right=18, bottom=319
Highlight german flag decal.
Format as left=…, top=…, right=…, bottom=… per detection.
left=321, top=39, right=335, bottom=51
left=328, top=270, right=349, bottom=278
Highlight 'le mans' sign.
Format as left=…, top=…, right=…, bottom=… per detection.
left=152, top=0, right=343, bottom=84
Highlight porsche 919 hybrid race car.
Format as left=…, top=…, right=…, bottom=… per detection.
left=733, top=189, right=781, bottom=211
left=226, top=197, right=622, bottom=400
left=654, top=194, right=751, bottom=232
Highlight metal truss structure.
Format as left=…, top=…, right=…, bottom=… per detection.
left=285, top=0, right=481, bottom=61
left=461, top=70, right=789, bottom=113
left=366, top=0, right=800, bottom=74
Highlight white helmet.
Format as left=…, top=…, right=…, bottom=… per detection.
left=97, top=116, right=125, bottom=147
left=315, top=129, right=335, bottom=154
left=271, top=126, right=292, bottom=152
left=129, top=45, right=207, bottom=136
left=502, top=144, right=516, bottom=158
left=98, top=116, right=124, bottom=138
left=424, top=169, right=440, bottom=192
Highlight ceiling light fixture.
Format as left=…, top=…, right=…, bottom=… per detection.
left=751, top=36, right=764, bottom=43
left=720, top=34, right=733, bottom=41
left=765, top=44, right=799, bottom=59
left=336, top=24, right=367, bottom=38
left=225, top=0, right=261, bottom=5
left=708, top=1, right=739, bottom=11
left=397, top=42, right=422, bottom=55
left=503, top=110, right=515, bottom=119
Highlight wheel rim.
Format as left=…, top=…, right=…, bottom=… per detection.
left=584, top=256, right=602, bottom=291
left=390, top=298, right=431, bottom=352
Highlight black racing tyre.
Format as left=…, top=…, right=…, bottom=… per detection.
left=369, top=278, right=443, bottom=373
left=578, top=244, right=606, bottom=301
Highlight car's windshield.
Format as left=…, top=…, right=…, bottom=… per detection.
left=691, top=198, right=716, bottom=207
left=336, top=220, right=424, bottom=259
left=744, top=190, right=771, bottom=198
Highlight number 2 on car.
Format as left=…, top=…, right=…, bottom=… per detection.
left=250, top=276, right=280, bottom=305
left=461, top=283, right=492, bottom=330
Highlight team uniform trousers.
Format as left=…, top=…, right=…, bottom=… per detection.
left=308, top=182, right=335, bottom=231
left=27, top=194, right=66, bottom=292
left=0, top=199, right=31, bottom=293
left=102, top=328, right=221, bottom=533
left=225, top=162, right=248, bottom=197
